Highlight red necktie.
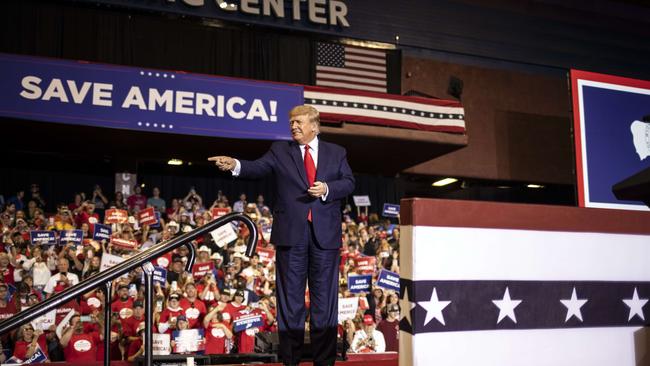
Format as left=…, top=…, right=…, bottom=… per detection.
left=304, top=144, right=316, bottom=221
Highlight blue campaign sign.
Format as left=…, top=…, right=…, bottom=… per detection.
left=382, top=203, right=400, bottom=217
left=233, top=313, right=264, bottom=333
left=375, top=269, right=400, bottom=293
left=24, top=344, right=47, bottom=364
left=29, top=231, right=57, bottom=246
left=140, top=266, right=167, bottom=288
left=0, top=53, right=302, bottom=141
left=93, top=223, right=112, bottom=241
left=572, top=70, right=650, bottom=210
left=59, top=229, right=83, bottom=245
left=348, top=274, right=372, bottom=293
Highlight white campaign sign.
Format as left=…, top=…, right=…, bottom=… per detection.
left=352, top=195, right=371, bottom=207
left=337, top=296, right=359, bottom=323
left=210, top=223, right=238, bottom=248
left=152, top=333, right=171, bottom=355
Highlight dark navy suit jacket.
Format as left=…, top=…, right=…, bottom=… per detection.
left=239, top=139, right=355, bottom=249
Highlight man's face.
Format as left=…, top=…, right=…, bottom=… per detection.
left=290, top=114, right=318, bottom=145
left=119, top=288, right=128, bottom=300
left=153, top=187, right=160, bottom=196
left=57, top=258, right=69, bottom=273
left=186, top=285, right=197, bottom=298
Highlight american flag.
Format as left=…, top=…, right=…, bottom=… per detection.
left=316, top=42, right=387, bottom=93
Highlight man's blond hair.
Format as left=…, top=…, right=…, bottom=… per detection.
left=289, top=105, right=320, bottom=127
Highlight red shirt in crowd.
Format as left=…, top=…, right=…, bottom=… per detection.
left=126, top=338, right=143, bottom=359
left=234, top=308, right=267, bottom=354
left=13, top=334, right=48, bottom=360
left=122, top=315, right=145, bottom=339
left=127, top=194, right=147, bottom=211
left=158, top=307, right=184, bottom=334
left=204, top=321, right=229, bottom=355
left=376, top=318, right=399, bottom=352
left=55, top=300, right=80, bottom=323
left=64, top=332, right=101, bottom=362
left=179, top=297, right=207, bottom=329
left=111, top=298, right=134, bottom=320
left=1, top=264, right=15, bottom=285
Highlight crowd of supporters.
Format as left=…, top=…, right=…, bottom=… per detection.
left=0, top=183, right=401, bottom=362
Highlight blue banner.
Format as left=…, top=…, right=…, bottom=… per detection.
left=29, top=231, right=57, bottom=246
left=59, top=229, right=83, bottom=245
left=93, top=223, right=112, bottom=241
left=382, top=203, right=400, bottom=217
left=232, top=313, right=264, bottom=332
left=348, top=274, right=372, bottom=293
left=25, top=344, right=47, bottom=364
left=142, top=266, right=168, bottom=288
left=0, top=53, right=301, bottom=140
left=375, top=269, right=400, bottom=293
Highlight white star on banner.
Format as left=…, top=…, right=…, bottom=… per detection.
left=418, top=287, right=451, bottom=326
left=399, top=286, right=416, bottom=326
left=622, top=287, right=648, bottom=321
left=560, top=287, right=588, bottom=322
left=492, top=287, right=522, bottom=324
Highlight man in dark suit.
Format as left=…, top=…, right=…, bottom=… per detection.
left=209, top=105, right=355, bottom=366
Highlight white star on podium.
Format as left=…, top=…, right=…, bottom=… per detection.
left=400, top=286, right=416, bottom=326
left=623, top=287, right=648, bottom=321
left=560, top=287, right=588, bottom=322
left=492, top=287, right=522, bottom=324
left=418, top=287, right=451, bottom=326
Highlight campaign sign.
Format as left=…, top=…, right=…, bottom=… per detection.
left=354, top=256, right=376, bottom=274
left=256, top=247, right=276, bottom=265
left=104, top=208, right=128, bottom=224
left=172, top=329, right=205, bottom=353
left=25, top=344, right=47, bottom=364
left=110, top=237, right=138, bottom=250
left=192, top=262, right=215, bottom=281
left=29, top=231, right=57, bottom=246
left=338, top=297, right=359, bottom=323
left=210, top=224, right=238, bottom=248
left=138, top=207, right=158, bottom=226
left=59, top=229, right=83, bottom=245
left=375, top=269, right=400, bottom=293
left=0, top=53, right=301, bottom=141
left=353, top=195, right=371, bottom=207
left=153, top=333, right=171, bottom=355
left=93, top=223, right=112, bottom=241
left=149, top=211, right=162, bottom=229
left=233, top=313, right=264, bottom=332
left=348, top=274, right=372, bottom=293
left=100, top=253, right=125, bottom=271
left=571, top=70, right=650, bottom=210
left=211, top=207, right=229, bottom=219
left=32, top=310, right=56, bottom=331
left=382, top=203, right=400, bottom=218
left=142, top=266, right=168, bottom=288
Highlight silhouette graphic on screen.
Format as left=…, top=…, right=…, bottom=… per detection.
left=630, top=116, right=650, bottom=161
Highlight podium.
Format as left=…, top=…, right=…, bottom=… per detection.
left=399, top=198, right=650, bottom=366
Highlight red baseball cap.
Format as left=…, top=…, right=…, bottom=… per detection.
left=363, top=314, right=374, bottom=325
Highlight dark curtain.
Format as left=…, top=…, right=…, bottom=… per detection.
left=0, top=0, right=313, bottom=84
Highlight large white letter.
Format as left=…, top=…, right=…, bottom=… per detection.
left=263, top=0, right=284, bottom=17
left=93, top=83, right=113, bottom=107
left=42, top=78, right=69, bottom=103
left=67, top=80, right=92, bottom=104
left=226, top=97, right=246, bottom=119
left=241, top=0, right=260, bottom=14
left=195, top=93, right=216, bottom=116
left=19, top=76, right=42, bottom=100
left=246, top=99, right=269, bottom=121
left=308, top=0, right=327, bottom=24
left=122, top=86, right=147, bottom=110
left=175, top=91, right=195, bottom=115
left=329, top=0, right=349, bottom=27
left=148, top=89, right=173, bottom=112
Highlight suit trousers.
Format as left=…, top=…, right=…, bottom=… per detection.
left=275, top=221, right=340, bottom=366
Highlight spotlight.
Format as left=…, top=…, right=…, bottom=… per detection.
left=168, top=159, right=183, bottom=166
left=432, top=178, right=458, bottom=187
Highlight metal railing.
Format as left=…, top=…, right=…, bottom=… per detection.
left=0, top=212, right=258, bottom=366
